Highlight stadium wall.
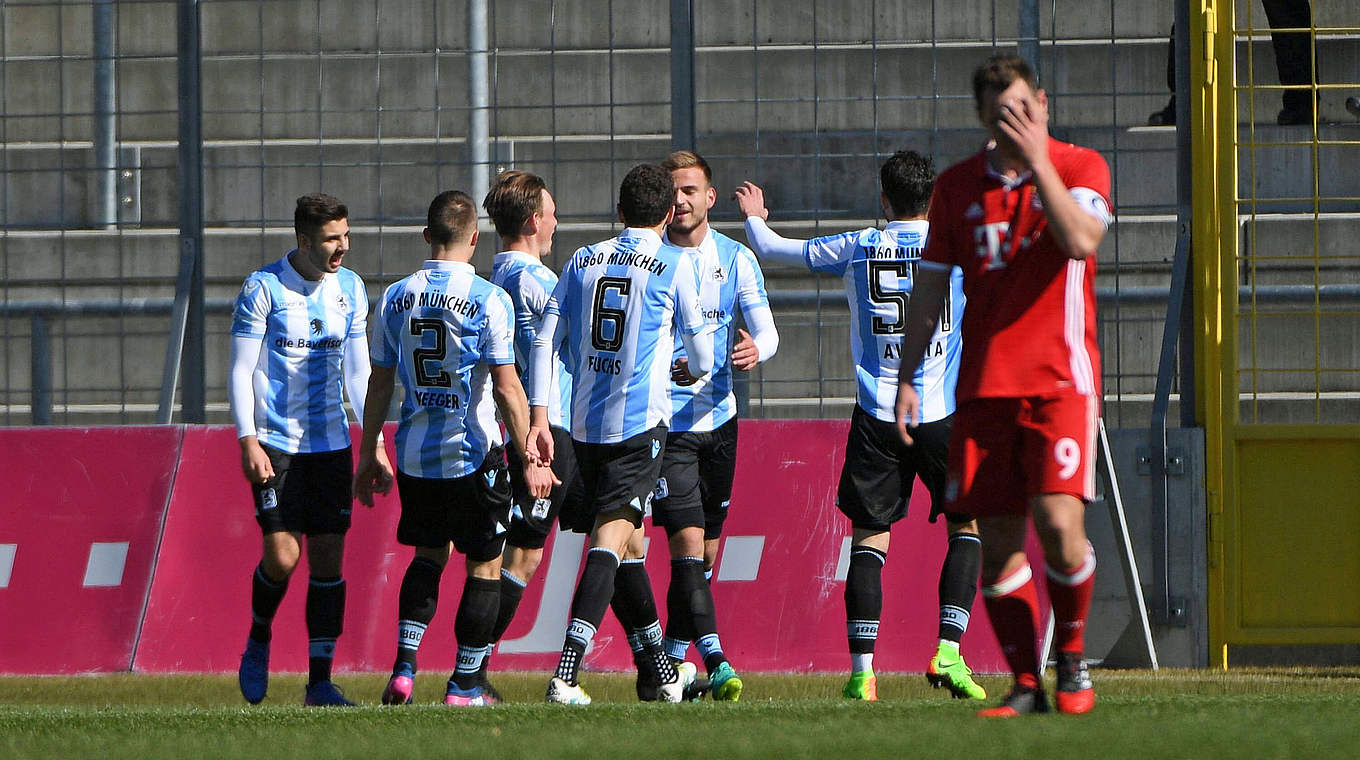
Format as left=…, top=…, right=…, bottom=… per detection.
left=1, top=422, right=1045, bottom=676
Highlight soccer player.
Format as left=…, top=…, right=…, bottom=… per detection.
left=352, top=190, right=557, bottom=706
left=735, top=151, right=987, bottom=702
left=894, top=54, right=1108, bottom=717
left=528, top=164, right=713, bottom=705
left=229, top=193, right=384, bottom=706
left=654, top=150, right=780, bottom=702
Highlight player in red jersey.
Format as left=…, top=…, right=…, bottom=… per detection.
left=893, top=54, right=1110, bottom=717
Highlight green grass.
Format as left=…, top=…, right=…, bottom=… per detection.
left=3, top=670, right=1360, bottom=759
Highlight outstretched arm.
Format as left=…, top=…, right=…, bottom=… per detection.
left=734, top=181, right=810, bottom=269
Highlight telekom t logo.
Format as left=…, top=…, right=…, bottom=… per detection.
left=974, top=221, right=1011, bottom=270
left=497, top=533, right=767, bottom=654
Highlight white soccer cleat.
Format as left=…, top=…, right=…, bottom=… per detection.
left=546, top=677, right=592, bottom=705
left=658, top=662, right=697, bottom=703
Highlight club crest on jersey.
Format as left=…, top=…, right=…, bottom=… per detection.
left=309, top=318, right=323, bottom=335
left=335, top=293, right=348, bottom=311
left=651, top=439, right=661, bottom=459
left=964, top=202, right=984, bottom=220
left=710, top=265, right=728, bottom=283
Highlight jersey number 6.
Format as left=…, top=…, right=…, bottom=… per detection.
left=591, top=276, right=631, bottom=351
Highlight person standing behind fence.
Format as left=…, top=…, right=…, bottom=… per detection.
left=735, top=150, right=985, bottom=703
left=652, top=150, right=779, bottom=702
left=229, top=193, right=385, bottom=707
left=895, top=54, right=1108, bottom=717
left=352, top=190, right=558, bottom=707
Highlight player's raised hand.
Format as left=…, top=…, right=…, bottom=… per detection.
left=526, top=425, right=555, bottom=467
left=733, top=181, right=769, bottom=220
left=997, top=91, right=1051, bottom=170
left=353, top=451, right=394, bottom=507
left=731, top=328, right=759, bottom=371
left=894, top=382, right=921, bottom=446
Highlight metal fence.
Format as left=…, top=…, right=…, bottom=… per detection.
left=3, top=0, right=1343, bottom=428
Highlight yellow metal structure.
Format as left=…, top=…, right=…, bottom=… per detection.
left=1195, top=2, right=1360, bottom=667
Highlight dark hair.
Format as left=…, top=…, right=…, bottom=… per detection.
left=971, top=54, right=1039, bottom=109
left=617, top=164, right=675, bottom=228
left=483, top=169, right=547, bottom=239
left=661, top=150, right=712, bottom=184
left=294, top=193, right=348, bottom=241
left=880, top=150, right=935, bottom=218
left=425, top=190, right=479, bottom=246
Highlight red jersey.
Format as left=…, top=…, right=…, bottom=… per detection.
left=922, top=138, right=1110, bottom=401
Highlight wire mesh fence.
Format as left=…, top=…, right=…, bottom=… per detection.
left=1, top=0, right=1350, bottom=428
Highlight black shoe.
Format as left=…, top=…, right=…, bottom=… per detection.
left=1147, top=98, right=1176, bottom=126
left=1277, top=106, right=1314, bottom=126
left=684, top=675, right=712, bottom=701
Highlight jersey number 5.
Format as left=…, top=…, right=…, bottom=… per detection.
left=410, top=317, right=452, bottom=388
left=591, top=276, right=631, bottom=351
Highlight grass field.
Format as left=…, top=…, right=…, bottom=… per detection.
left=4, top=669, right=1359, bottom=759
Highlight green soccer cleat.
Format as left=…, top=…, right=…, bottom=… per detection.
left=926, top=645, right=987, bottom=700
left=841, top=670, right=878, bottom=701
left=710, top=662, right=744, bottom=702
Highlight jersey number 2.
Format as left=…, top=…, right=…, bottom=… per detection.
left=409, top=317, right=452, bottom=387
left=591, top=276, right=631, bottom=351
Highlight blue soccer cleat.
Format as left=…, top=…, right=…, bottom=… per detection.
left=238, top=638, right=270, bottom=705
left=304, top=680, right=356, bottom=707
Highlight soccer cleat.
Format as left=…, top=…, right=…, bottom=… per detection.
left=444, top=680, right=490, bottom=707
left=657, top=662, right=696, bottom=703
left=1054, top=653, right=1096, bottom=714
left=237, top=638, right=270, bottom=705
left=926, top=650, right=987, bottom=700
left=477, top=674, right=503, bottom=706
left=546, top=677, right=592, bottom=705
left=710, top=661, right=744, bottom=702
left=841, top=671, right=877, bottom=701
left=977, top=684, right=1049, bottom=718
left=636, top=671, right=660, bottom=702
left=382, top=667, right=415, bottom=705
left=303, top=680, right=356, bottom=707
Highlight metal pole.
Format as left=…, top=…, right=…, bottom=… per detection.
left=469, top=0, right=490, bottom=205
left=30, top=316, right=52, bottom=426
left=93, top=0, right=118, bottom=229
left=170, top=0, right=205, bottom=423
left=1018, top=0, right=1040, bottom=75
left=670, top=0, right=696, bottom=152
left=1174, top=0, right=1196, bottom=427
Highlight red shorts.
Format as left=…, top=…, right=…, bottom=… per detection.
left=945, top=393, right=1098, bottom=517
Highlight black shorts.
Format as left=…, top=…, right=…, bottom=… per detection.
left=836, top=406, right=967, bottom=531
left=505, top=426, right=590, bottom=549
left=652, top=417, right=739, bottom=540
left=394, top=446, right=513, bottom=562
left=252, top=445, right=353, bottom=535
left=572, top=425, right=668, bottom=533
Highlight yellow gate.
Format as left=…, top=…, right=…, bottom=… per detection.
left=1194, top=2, right=1360, bottom=667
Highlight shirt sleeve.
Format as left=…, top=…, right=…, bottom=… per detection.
left=922, top=183, right=959, bottom=268
left=803, top=230, right=858, bottom=276
left=735, top=249, right=778, bottom=362
left=341, top=335, right=370, bottom=424
left=483, top=287, right=517, bottom=365
left=231, top=276, right=271, bottom=338
left=370, top=284, right=398, bottom=368
left=743, top=217, right=811, bottom=270
left=1066, top=148, right=1113, bottom=226
left=228, top=334, right=262, bottom=438
left=346, top=274, right=368, bottom=339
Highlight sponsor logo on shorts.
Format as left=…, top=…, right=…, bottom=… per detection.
left=261, top=488, right=277, bottom=511
left=484, top=469, right=499, bottom=488
left=531, top=498, right=551, bottom=520
left=720, top=499, right=731, bottom=511
left=651, top=439, right=661, bottom=459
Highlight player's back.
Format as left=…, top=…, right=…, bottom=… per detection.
left=551, top=227, right=701, bottom=444
left=492, top=251, right=572, bottom=429
left=805, top=222, right=963, bottom=423
left=373, top=260, right=515, bottom=478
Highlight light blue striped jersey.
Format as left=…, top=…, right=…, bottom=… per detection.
left=665, top=229, right=770, bottom=432
left=545, top=227, right=706, bottom=444
left=804, top=221, right=965, bottom=423
left=230, top=255, right=369, bottom=454
left=491, top=251, right=573, bottom=430
left=370, top=260, right=516, bottom=479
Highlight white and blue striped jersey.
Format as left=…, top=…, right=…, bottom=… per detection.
left=665, top=229, right=770, bottom=432
left=370, top=260, right=516, bottom=479
left=231, top=256, right=369, bottom=454
left=491, top=251, right=573, bottom=430
left=539, top=228, right=706, bottom=445
left=804, top=220, right=965, bottom=423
